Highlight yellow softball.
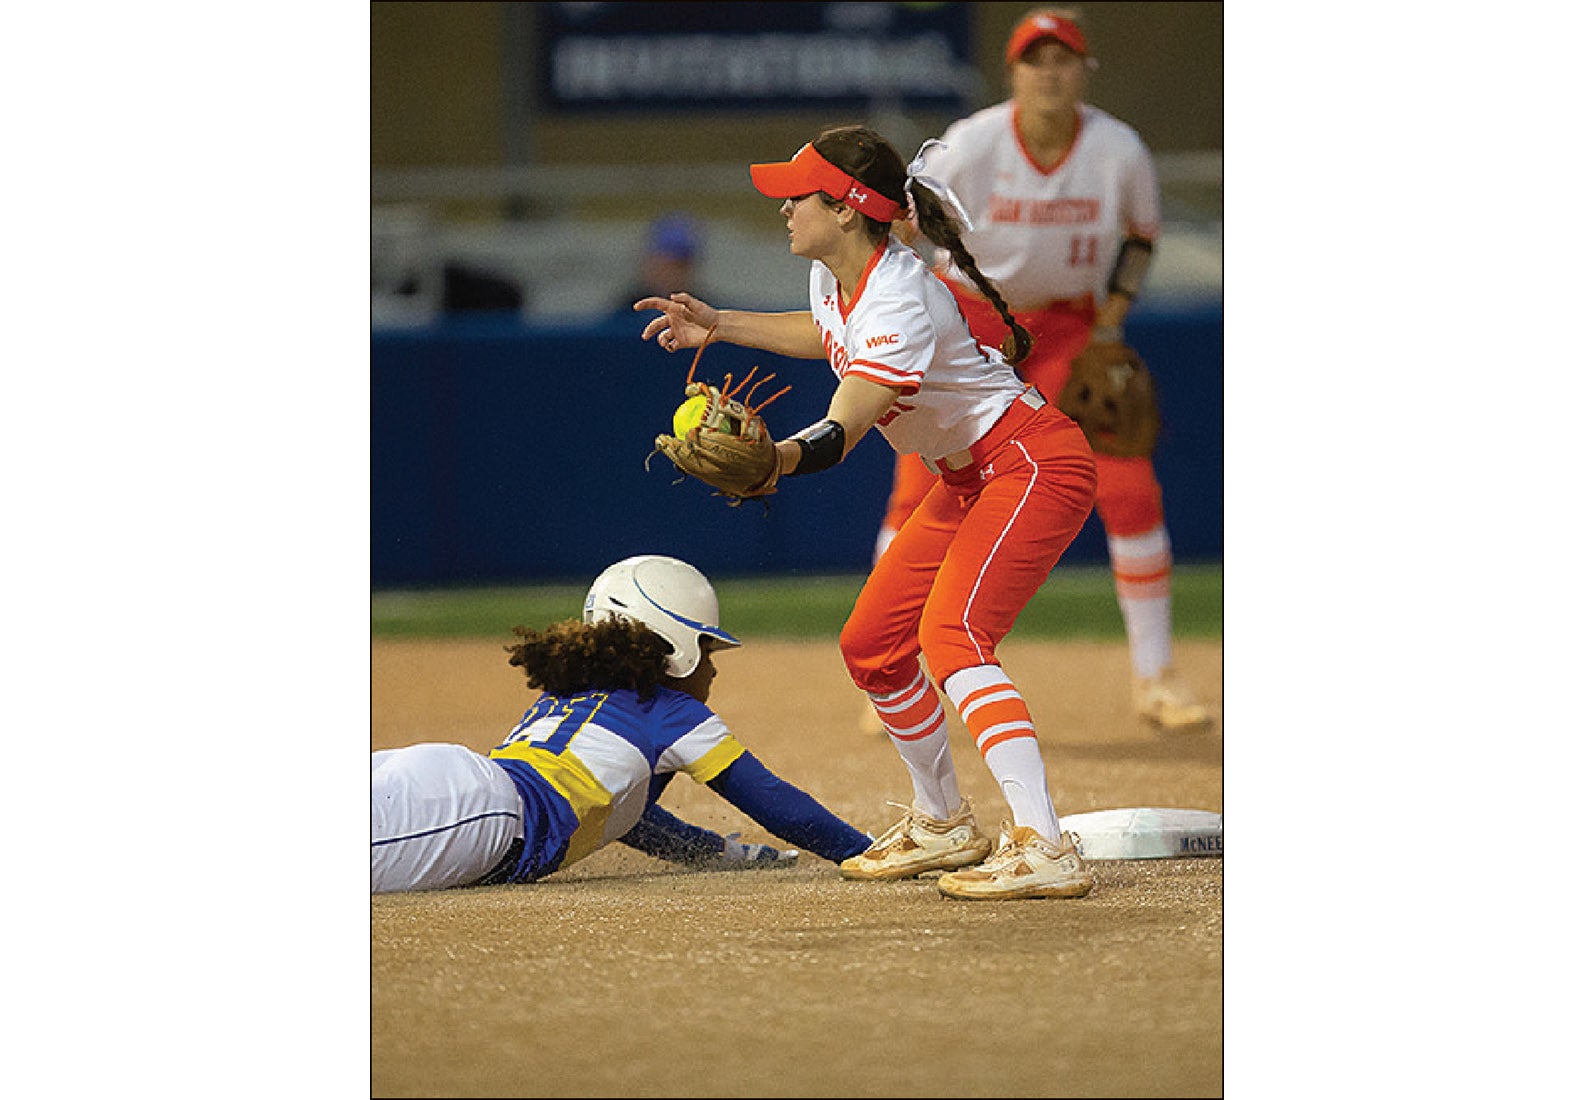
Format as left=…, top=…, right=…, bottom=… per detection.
left=673, top=394, right=710, bottom=439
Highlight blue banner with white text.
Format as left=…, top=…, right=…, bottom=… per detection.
left=535, top=1, right=977, bottom=115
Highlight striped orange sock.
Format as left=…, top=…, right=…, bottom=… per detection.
left=868, top=668, right=959, bottom=818
left=948, top=668, right=1036, bottom=756
left=944, top=665, right=1061, bottom=842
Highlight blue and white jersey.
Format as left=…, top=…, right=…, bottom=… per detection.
left=488, top=686, right=745, bottom=882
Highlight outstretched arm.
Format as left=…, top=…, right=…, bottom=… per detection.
left=635, top=292, right=826, bottom=360
left=706, top=751, right=871, bottom=863
left=619, top=783, right=797, bottom=869
left=618, top=801, right=726, bottom=863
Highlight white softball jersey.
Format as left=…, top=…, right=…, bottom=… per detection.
left=924, top=102, right=1161, bottom=311
left=808, top=237, right=1025, bottom=461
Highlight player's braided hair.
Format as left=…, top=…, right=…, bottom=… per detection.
left=812, top=125, right=1033, bottom=365
left=506, top=617, right=672, bottom=700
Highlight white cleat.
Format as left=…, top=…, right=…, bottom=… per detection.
left=937, top=824, right=1094, bottom=900
left=1132, top=670, right=1213, bottom=733
left=839, top=799, right=992, bottom=881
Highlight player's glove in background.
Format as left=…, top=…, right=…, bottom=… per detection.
left=1056, top=341, right=1161, bottom=458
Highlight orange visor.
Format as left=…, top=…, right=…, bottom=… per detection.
left=750, top=143, right=905, bottom=223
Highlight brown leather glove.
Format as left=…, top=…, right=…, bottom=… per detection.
left=654, top=380, right=780, bottom=502
left=1056, top=341, right=1161, bottom=458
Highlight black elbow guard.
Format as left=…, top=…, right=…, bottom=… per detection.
left=789, top=418, right=846, bottom=476
left=1108, top=237, right=1154, bottom=300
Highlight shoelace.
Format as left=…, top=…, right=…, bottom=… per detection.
left=868, top=801, right=922, bottom=849
left=988, top=825, right=1062, bottom=868
left=991, top=823, right=1023, bottom=859
left=871, top=800, right=972, bottom=853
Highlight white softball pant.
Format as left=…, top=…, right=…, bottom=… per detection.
left=371, top=743, right=524, bottom=894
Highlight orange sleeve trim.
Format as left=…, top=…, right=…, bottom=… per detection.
left=844, top=359, right=921, bottom=394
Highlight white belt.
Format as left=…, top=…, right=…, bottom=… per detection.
left=933, top=388, right=1047, bottom=472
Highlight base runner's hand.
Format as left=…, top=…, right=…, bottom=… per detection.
left=712, top=832, right=799, bottom=870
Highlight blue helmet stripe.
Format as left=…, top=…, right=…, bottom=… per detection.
left=635, top=580, right=740, bottom=647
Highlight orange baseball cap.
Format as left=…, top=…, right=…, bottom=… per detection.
left=1005, top=11, right=1091, bottom=63
left=749, top=143, right=905, bottom=222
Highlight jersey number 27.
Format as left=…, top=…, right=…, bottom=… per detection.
left=500, top=692, right=610, bottom=755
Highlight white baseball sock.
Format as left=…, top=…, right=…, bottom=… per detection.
left=868, top=667, right=960, bottom=819
left=1109, top=524, right=1175, bottom=679
left=943, top=665, right=1062, bottom=844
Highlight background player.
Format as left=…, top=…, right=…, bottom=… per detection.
left=611, top=212, right=702, bottom=318
left=876, top=7, right=1211, bottom=733
left=637, top=125, right=1099, bottom=900
left=371, top=555, right=871, bottom=893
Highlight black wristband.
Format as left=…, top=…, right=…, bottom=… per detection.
left=1108, top=237, right=1154, bottom=300
left=789, top=419, right=846, bottom=476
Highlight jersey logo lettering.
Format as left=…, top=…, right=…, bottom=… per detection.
left=988, top=195, right=1100, bottom=226
left=989, top=195, right=1022, bottom=223
left=865, top=333, right=902, bottom=350
left=818, top=324, right=851, bottom=377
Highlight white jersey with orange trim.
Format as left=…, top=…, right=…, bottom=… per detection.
left=808, top=237, right=1025, bottom=461
left=923, top=101, right=1160, bottom=311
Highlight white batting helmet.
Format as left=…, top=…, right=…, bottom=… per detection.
left=582, top=555, right=740, bottom=678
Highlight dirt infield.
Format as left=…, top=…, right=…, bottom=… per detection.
left=372, top=638, right=1222, bottom=1098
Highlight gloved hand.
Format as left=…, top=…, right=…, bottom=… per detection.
left=713, top=832, right=799, bottom=871
left=653, top=380, right=782, bottom=503
left=1056, top=341, right=1160, bottom=457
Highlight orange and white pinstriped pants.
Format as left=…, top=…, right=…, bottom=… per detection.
left=880, top=280, right=1165, bottom=540
left=840, top=397, right=1097, bottom=695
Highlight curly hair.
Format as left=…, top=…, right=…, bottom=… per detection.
left=505, top=618, right=672, bottom=699
left=812, top=125, right=1033, bottom=366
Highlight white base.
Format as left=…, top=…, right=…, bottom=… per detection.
left=1057, top=807, right=1222, bottom=860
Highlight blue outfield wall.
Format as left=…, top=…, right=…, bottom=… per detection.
left=372, top=304, right=1222, bottom=587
